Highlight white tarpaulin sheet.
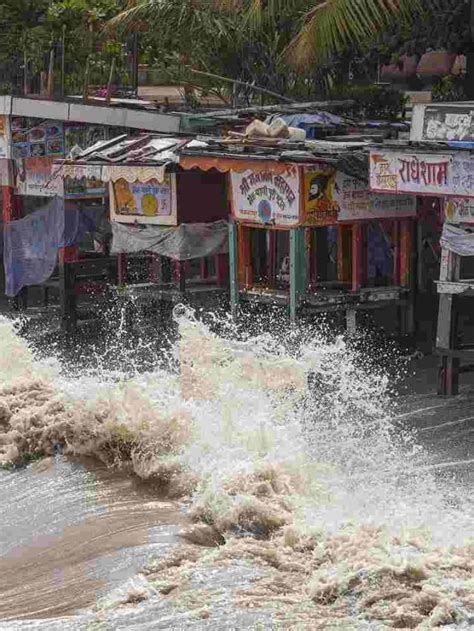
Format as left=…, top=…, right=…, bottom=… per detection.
left=111, top=220, right=228, bottom=261
left=440, top=223, right=474, bottom=256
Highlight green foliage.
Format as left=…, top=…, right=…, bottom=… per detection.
left=432, top=75, right=467, bottom=103
left=0, top=0, right=471, bottom=104
left=329, top=85, right=407, bottom=120
left=0, top=0, right=130, bottom=96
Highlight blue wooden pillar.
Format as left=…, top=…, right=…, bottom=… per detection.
left=289, top=227, right=306, bottom=324
left=228, top=221, right=239, bottom=319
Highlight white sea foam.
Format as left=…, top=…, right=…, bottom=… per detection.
left=0, top=311, right=472, bottom=628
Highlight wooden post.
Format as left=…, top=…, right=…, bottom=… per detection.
left=59, top=245, right=79, bottom=334
left=83, top=56, right=90, bottom=102
left=337, top=225, right=352, bottom=283
left=268, top=230, right=277, bottom=287
left=392, top=220, right=401, bottom=285
left=106, top=58, right=116, bottom=105
left=23, top=49, right=28, bottom=96
left=200, top=257, right=209, bottom=281
left=289, top=227, right=306, bottom=324
left=161, top=257, right=172, bottom=284
left=228, top=222, right=239, bottom=318
left=398, top=218, right=414, bottom=337
left=2, top=185, right=15, bottom=224
left=47, top=49, right=55, bottom=99
left=148, top=254, right=160, bottom=283
left=215, top=253, right=228, bottom=287
left=61, top=24, right=66, bottom=97
left=437, top=249, right=461, bottom=395
left=118, top=254, right=128, bottom=285
left=238, top=224, right=252, bottom=289
left=399, top=219, right=412, bottom=287
left=315, top=227, right=329, bottom=285
left=416, top=219, right=424, bottom=292
left=173, top=261, right=186, bottom=294
left=351, top=223, right=364, bottom=292
left=3, top=183, right=27, bottom=309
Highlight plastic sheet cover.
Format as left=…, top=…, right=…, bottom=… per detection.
left=3, top=198, right=104, bottom=296
left=440, top=223, right=474, bottom=256
left=111, top=220, right=228, bottom=261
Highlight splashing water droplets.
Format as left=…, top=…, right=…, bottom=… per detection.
left=0, top=309, right=473, bottom=627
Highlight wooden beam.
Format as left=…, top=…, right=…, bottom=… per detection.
left=229, top=222, right=239, bottom=318
left=188, top=67, right=294, bottom=104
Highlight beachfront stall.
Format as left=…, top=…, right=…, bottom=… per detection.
left=180, top=139, right=417, bottom=332
left=0, top=97, right=224, bottom=321
left=369, top=101, right=474, bottom=392
left=58, top=134, right=230, bottom=331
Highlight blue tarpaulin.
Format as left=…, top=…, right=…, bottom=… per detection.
left=3, top=199, right=103, bottom=296
left=266, top=112, right=346, bottom=139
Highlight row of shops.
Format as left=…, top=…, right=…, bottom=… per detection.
left=2, top=100, right=474, bottom=394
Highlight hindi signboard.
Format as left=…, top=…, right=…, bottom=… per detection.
left=444, top=197, right=474, bottom=224
left=451, top=153, right=474, bottom=197
left=303, top=165, right=416, bottom=225
left=423, top=106, right=474, bottom=142
left=15, top=157, right=64, bottom=197
left=370, top=150, right=452, bottom=196
left=110, top=175, right=177, bottom=225
left=230, top=166, right=300, bottom=227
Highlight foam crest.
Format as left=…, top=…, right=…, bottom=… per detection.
left=0, top=311, right=473, bottom=627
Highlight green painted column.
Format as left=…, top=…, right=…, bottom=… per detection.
left=228, top=221, right=239, bottom=319
left=289, top=227, right=306, bottom=324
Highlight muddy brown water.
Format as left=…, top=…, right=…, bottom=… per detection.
left=0, top=458, right=186, bottom=622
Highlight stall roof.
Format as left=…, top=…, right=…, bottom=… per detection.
left=63, top=132, right=372, bottom=181
left=179, top=136, right=371, bottom=181
left=368, top=139, right=474, bottom=152
left=66, top=134, right=204, bottom=165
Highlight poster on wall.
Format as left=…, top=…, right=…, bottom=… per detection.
left=303, top=164, right=340, bottom=225
left=64, top=125, right=108, bottom=155
left=11, top=117, right=64, bottom=159
left=0, top=158, right=13, bottom=186
left=63, top=164, right=107, bottom=198
left=65, top=176, right=108, bottom=198
left=230, top=166, right=300, bottom=227
left=444, top=197, right=474, bottom=224
left=303, top=165, right=417, bottom=224
left=15, top=156, right=64, bottom=197
left=422, top=107, right=474, bottom=142
left=0, top=115, right=10, bottom=158
left=111, top=176, right=177, bottom=225
left=370, top=150, right=453, bottom=196
left=451, top=153, right=474, bottom=197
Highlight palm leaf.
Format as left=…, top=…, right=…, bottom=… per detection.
left=286, top=0, right=421, bottom=69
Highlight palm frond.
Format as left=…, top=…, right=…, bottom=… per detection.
left=286, top=0, right=421, bottom=69
left=106, top=1, right=157, bottom=32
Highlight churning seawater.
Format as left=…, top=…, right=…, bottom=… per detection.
left=0, top=309, right=473, bottom=629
